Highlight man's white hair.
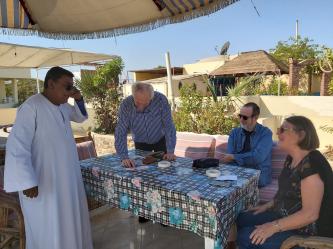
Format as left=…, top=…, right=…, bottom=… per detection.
left=131, top=82, right=154, bottom=99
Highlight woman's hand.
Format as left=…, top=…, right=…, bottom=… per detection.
left=250, top=222, right=279, bottom=245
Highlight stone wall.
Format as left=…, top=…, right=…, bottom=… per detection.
left=320, top=72, right=332, bottom=96
left=91, top=132, right=134, bottom=156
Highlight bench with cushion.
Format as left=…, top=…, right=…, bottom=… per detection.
left=258, top=144, right=287, bottom=203
left=214, top=135, right=229, bottom=160
left=174, top=132, right=216, bottom=159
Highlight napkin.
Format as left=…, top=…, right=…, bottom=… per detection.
left=216, top=175, right=237, bottom=181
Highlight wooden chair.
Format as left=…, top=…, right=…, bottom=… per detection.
left=75, top=132, right=97, bottom=161
left=0, top=149, right=25, bottom=249
left=0, top=192, right=25, bottom=249
left=281, top=235, right=333, bottom=249
left=75, top=132, right=102, bottom=211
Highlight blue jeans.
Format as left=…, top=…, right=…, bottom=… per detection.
left=237, top=211, right=299, bottom=249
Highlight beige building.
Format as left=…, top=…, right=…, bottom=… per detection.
left=0, top=68, right=33, bottom=108
left=183, top=54, right=236, bottom=75
left=129, top=67, right=183, bottom=82
left=123, top=74, right=209, bottom=98
left=124, top=54, right=236, bottom=98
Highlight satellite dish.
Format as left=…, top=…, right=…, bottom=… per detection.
left=220, top=41, right=230, bottom=55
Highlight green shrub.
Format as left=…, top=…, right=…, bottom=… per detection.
left=262, top=78, right=288, bottom=95
left=75, top=58, right=124, bottom=134
left=173, top=84, right=238, bottom=135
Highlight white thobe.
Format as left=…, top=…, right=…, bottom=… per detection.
left=4, top=94, right=93, bottom=249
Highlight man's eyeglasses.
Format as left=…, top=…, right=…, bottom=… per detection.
left=238, top=114, right=252, bottom=120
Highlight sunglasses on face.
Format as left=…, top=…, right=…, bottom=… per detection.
left=277, top=127, right=294, bottom=134
left=65, top=85, right=76, bottom=92
left=238, top=114, right=252, bottom=120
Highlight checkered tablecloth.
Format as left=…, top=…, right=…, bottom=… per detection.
left=80, top=150, right=260, bottom=248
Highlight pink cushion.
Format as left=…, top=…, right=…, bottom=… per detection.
left=259, top=179, right=278, bottom=203
left=271, top=145, right=287, bottom=179
left=214, top=135, right=229, bottom=160
left=76, top=141, right=97, bottom=161
left=175, top=132, right=216, bottom=159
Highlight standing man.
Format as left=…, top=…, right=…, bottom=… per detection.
left=4, top=67, right=93, bottom=249
left=115, top=82, right=177, bottom=224
left=115, top=82, right=177, bottom=167
left=220, top=102, right=273, bottom=187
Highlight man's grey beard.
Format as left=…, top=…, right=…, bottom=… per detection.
left=240, top=124, right=251, bottom=131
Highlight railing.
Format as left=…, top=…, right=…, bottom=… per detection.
left=0, top=97, right=14, bottom=104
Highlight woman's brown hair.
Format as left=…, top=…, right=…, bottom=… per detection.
left=285, top=116, right=320, bottom=150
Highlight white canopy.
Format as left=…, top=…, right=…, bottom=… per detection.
left=0, top=0, right=239, bottom=39
left=0, top=42, right=116, bottom=68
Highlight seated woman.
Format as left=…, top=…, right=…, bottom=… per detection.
left=236, top=115, right=333, bottom=249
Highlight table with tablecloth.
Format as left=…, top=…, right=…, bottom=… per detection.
left=80, top=150, right=260, bottom=249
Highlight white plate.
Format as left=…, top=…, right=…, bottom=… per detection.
left=206, top=169, right=221, bottom=178
left=158, top=161, right=171, bottom=168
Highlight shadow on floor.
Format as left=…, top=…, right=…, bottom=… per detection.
left=91, top=208, right=204, bottom=249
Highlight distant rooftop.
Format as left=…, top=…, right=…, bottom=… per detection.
left=210, top=50, right=289, bottom=76
left=142, top=74, right=204, bottom=84
left=129, top=67, right=183, bottom=74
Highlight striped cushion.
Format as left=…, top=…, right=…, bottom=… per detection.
left=175, top=132, right=216, bottom=159
left=76, top=141, right=97, bottom=161
left=214, top=135, right=229, bottom=160
left=259, top=179, right=278, bottom=203
left=271, top=145, right=287, bottom=179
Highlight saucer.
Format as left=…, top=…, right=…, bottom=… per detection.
left=206, top=169, right=221, bottom=178
left=158, top=161, right=171, bottom=168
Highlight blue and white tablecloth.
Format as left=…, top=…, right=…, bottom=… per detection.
left=80, top=150, right=259, bottom=248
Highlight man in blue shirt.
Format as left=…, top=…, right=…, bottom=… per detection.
left=115, top=82, right=177, bottom=168
left=115, top=82, right=177, bottom=223
left=220, top=102, right=273, bottom=187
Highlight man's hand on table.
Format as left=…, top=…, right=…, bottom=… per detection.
left=163, top=153, right=176, bottom=161
left=122, top=159, right=135, bottom=168
left=220, top=153, right=234, bottom=163
left=23, top=186, right=39, bottom=198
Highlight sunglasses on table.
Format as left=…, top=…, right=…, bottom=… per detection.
left=238, top=114, right=253, bottom=120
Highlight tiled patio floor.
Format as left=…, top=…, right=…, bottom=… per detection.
left=91, top=207, right=204, bottom=249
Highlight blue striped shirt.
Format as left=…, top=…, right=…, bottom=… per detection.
left=115, top=91, right=176, bottom=160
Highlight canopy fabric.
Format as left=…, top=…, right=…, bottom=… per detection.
left=0, top=42, right=116, bottom=68
left=210, top=50, right=289, bottom=77
left=0, top=0, right=32, bottom=29
left=0, top=0, right=239, bottom=39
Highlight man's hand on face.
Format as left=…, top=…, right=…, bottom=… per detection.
left=23, top=186, right=39, bottom=198
left=122, top=159, right=135, bottom=168
left=220, top=153, right=234, bottom=163
left=70, top=87, right=83, bottom=101
left=163, top=153, right=176, bottom=161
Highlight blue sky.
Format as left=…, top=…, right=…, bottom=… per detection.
left=0, top=0, right=332, bottom=80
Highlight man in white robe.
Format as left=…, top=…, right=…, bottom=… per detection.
left=4, top=67, right=93, bottom=249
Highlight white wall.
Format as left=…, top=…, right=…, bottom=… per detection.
left=2, top=96, right=333, bottom=149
